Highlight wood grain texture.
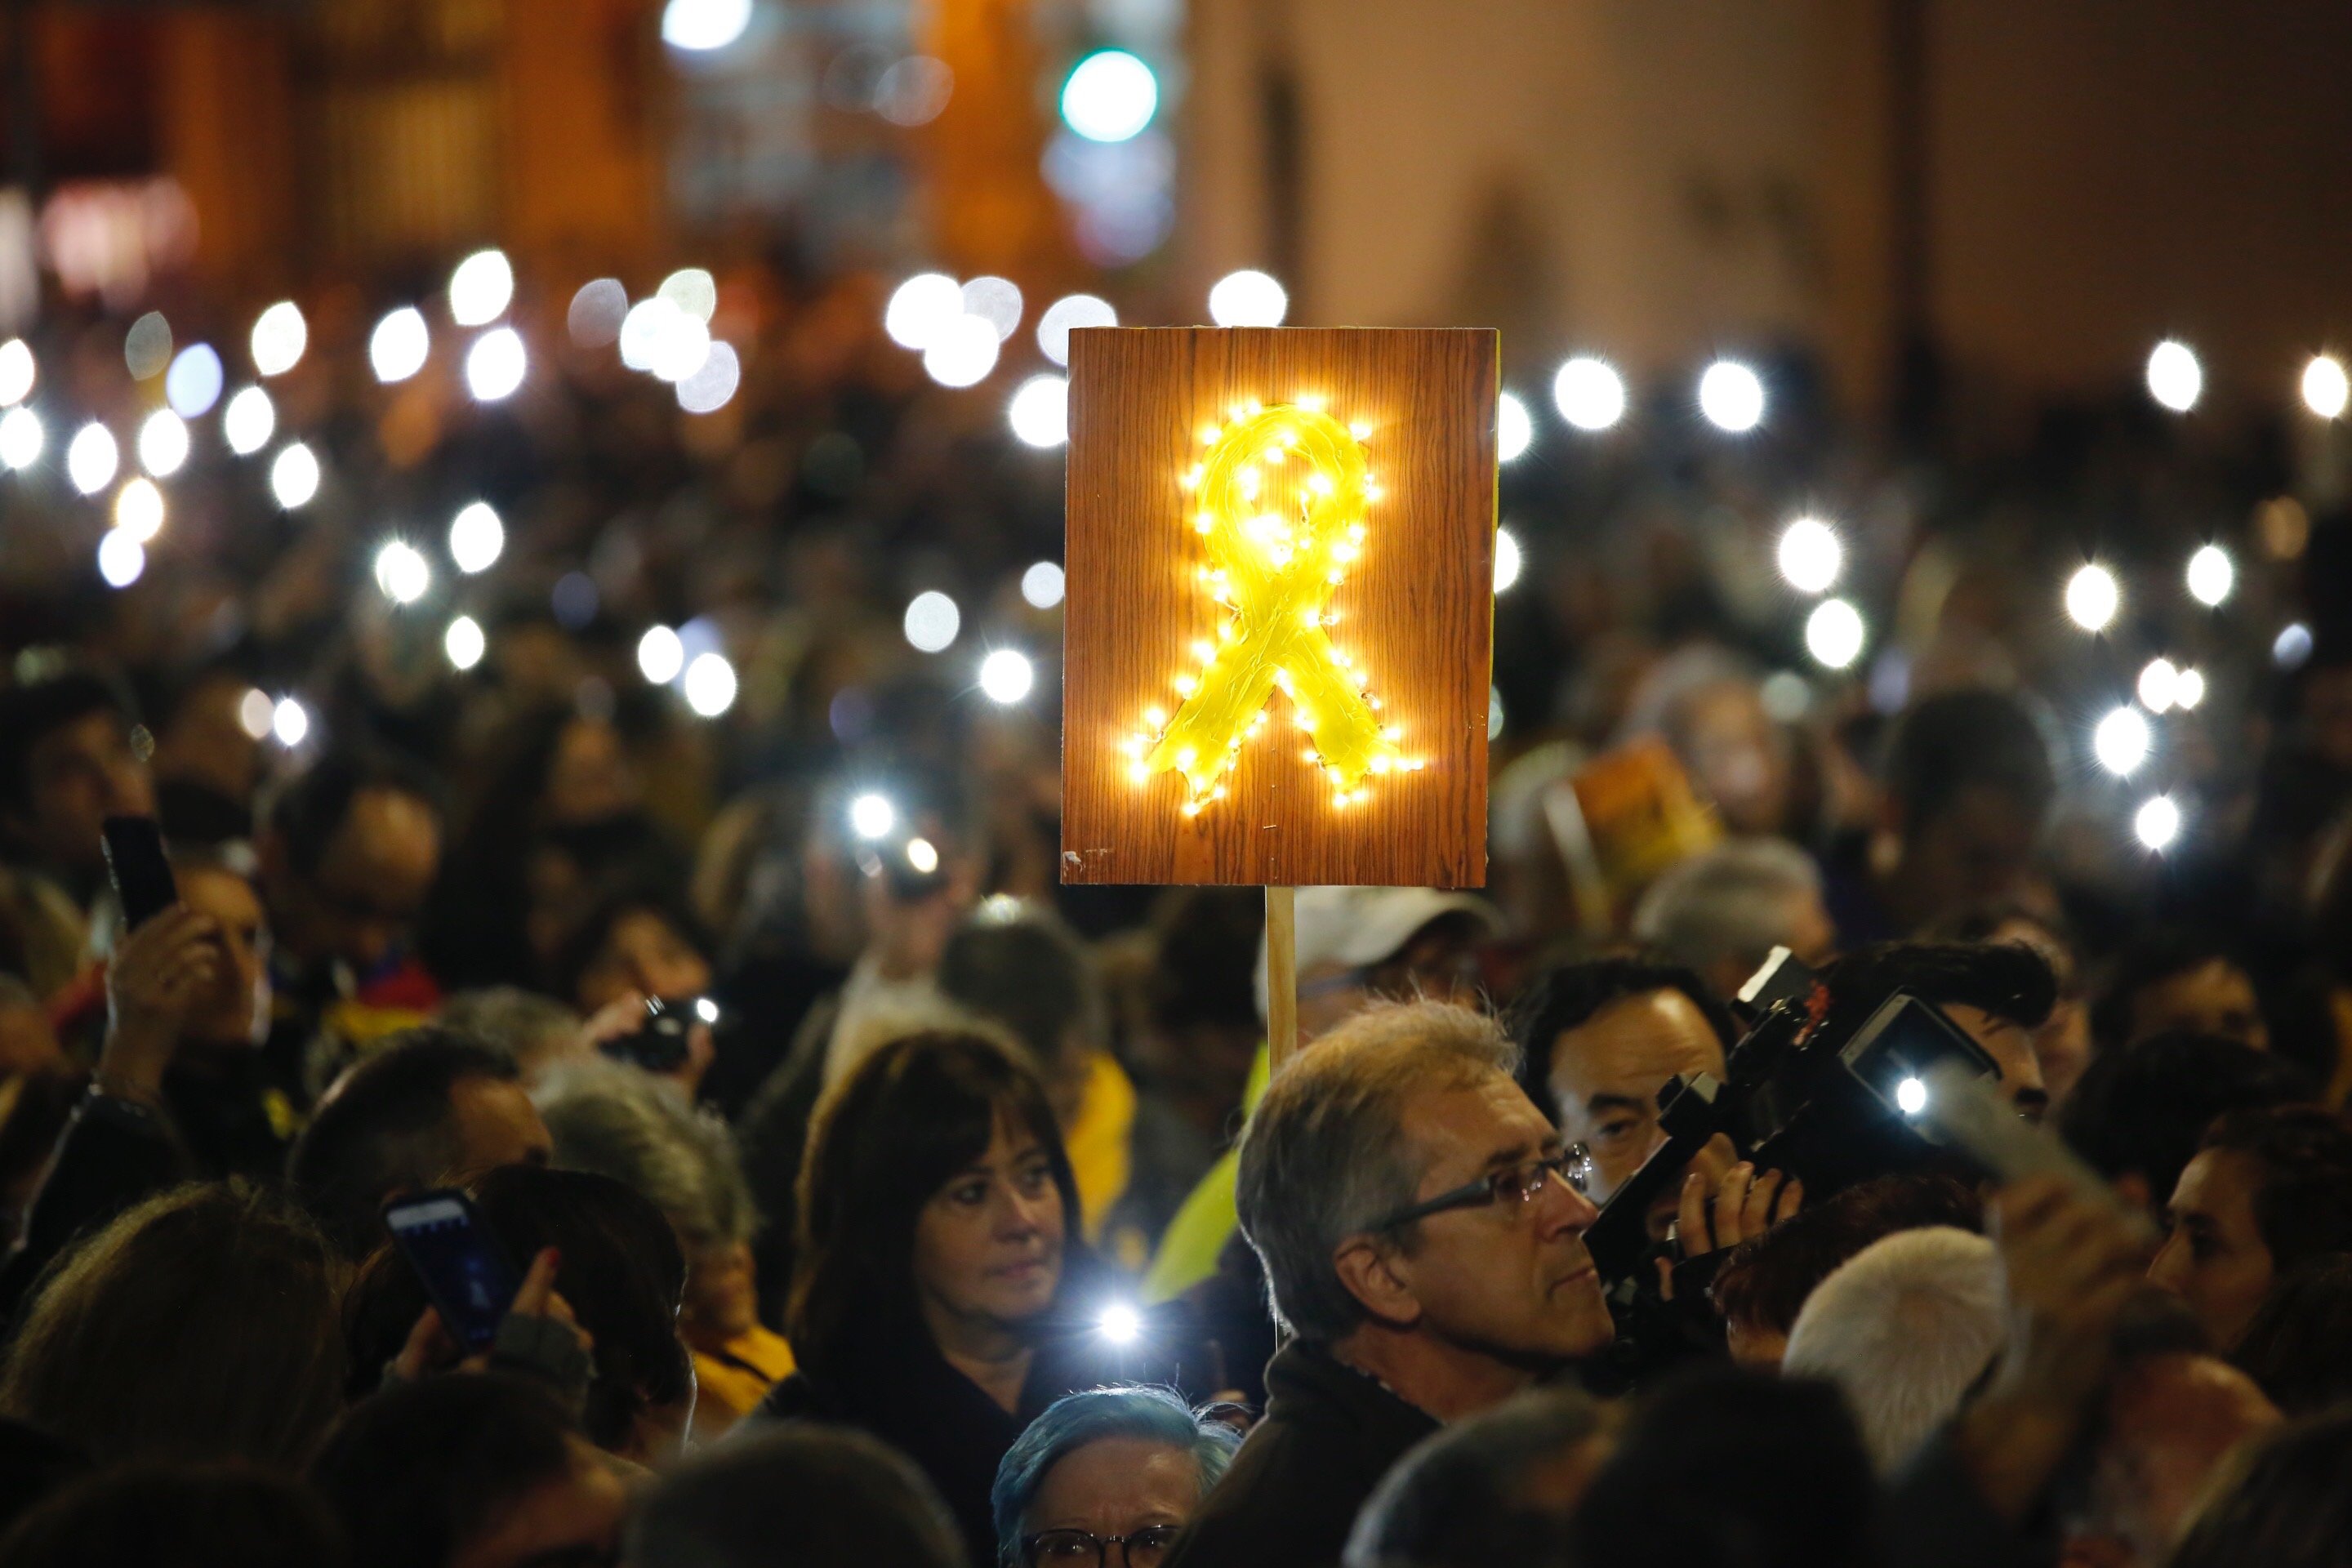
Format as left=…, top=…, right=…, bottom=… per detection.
left=1061, top=327, right=1496, bottom=887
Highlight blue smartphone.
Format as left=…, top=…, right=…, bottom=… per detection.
left=382, top=1189, right=523, bottom=1352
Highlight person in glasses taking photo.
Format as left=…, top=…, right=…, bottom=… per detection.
left=1162, top=1000, right=1613, bottom=1568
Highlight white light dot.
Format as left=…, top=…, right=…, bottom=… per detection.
left=465, top=327, right=527, bottom=402
left=136, top=409, right=189, bottom=478
left=637, top=625, right=685, bottom=684
left=849, top=793, right=896, bottom=840
left=684, top=652, right=737, bottom=717
left=2146, top=340, right=2202, bottom=412
left=978, top=648, right=1036, bottom=705
left=1805, top=598, right=1866, bottom=669
left=0, top=407, right=42, bottom=470
left=619, top=298, right=674, bottom=372
left=904, top=836, right=939, bottom=875
left=1494, top=528, right=1522, bottom=593
left=1552, top=355, right=1626, bottom=432
left=1060, top=50, right=1158, bottom=143
left=2304, top=354, right=2351, bottom=421
left=922, top=314, right=1000, bottom=388
left=662, top=0, right=751, bottom=51
left=163, top=345, right=223, bottom=418
left=884, top=273, right=965, bottom=351
left=223, top=387, right=274, bottom=455
left=250, top=301, right=307, bottom=377
left=1775, top=516, right=1842, bottom=595
left=1021, top=561, right=1065, bottom=609
left=2274, top=622, right=2314, bottom=669
left=960, top=276, right=1024, bottom=342
left=2136, top=795, right=2182, bottom=852
left=568, top=279, right=629, bottom=348
left=2186, top=544, right=2234, bottom=608
left=2174, top=667, right=2206, bottom=710
left=1698, top=359, right=1766, bottom=433
left=271, top=697, right=310, bottom=748
left=114, top=477, right=165, bottom=543
left=1208, top=270, right=1287, bottom=327
left=270, top=442, right=319, bottom=509
left=1497, top=391, right=1533, bottom=461
left=369, top=307, right=430, bottom=383
left=238, top=688, right=274, bottom=739
left=2065, top=564, right=2120, bottom=632
left=96, top=530, right=145, bottom=588
left=2094, top=707, right=2152, bottom=777
left=1895, top=1076, right=1928, bottom=1116
left=448, top=501, right=504, bottom=574
left=125, top=312, right=172, bottom=380
left=448, top=250, right=515, bottom=327
left=904, top=590, right=961, bottom=653
left=0, top=339, right=32, bottom=405
left=694, top=996, right=720, bottom=1025
left=649, top=313, right=712, bottom=383
left=1036, top=294, right=1116, bottom=367
left=676, top=341, right=742, bottom=415
left=1098, top=1302, right=1143, bottom=1343
left=2138, top=657, right=2180, bottom=714
left=444, top=615, right=487, bottom=670
left=66, top=423, right=118, bottom=495
left=374, top=540, right=431, bottom=605
left=657, top=268, right=719, bottom=323
left=1008, top=374, right=1069, bottom=448
left=1760, top=670, right=1812, bottom=722
left=1488, top=684, right=1506, bottom=741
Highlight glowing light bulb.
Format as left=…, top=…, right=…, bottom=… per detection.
left=1776, top=516, right=1842, bottom=594
left=2065, top=564, right=2119, bottom=632
left=849, top=794, right=895, bottom=840
left=374, top=540, right=431, bottom=605
left=223, top=387, right=274, bottom=455
left=369, top=307, right=430, bottom=383
left=662, top=0, right=751, bottom=50
left=978, top=649, right=1035, bottom=704
left=1008, top=374, right=1069, bottom=448
left=2094, top=707, right=2151, bottom=777
left=251, top=302, right=306, bottom=376
left=96, top=531, right=145, bottom=588
left=1698, top=359, right=1765, bottom=433
left=903, top=836, right=939, bottom=875
left=66, top=423, right=118, bottom=495
left=448, top=250, right=514, bottom=327
left=1552, top=355, right=1626, bottom=431
left=443, top=615, right=486, bottom=670
left=271, top=697, right=310, bottom=748
left=2146, top=339, right=2202, bottom=412
left=465, top=327, right=527, bottom=401
left=0, top=408, right=42, bottom=470
left=2135, top=795, right=2181, bottom=852
left=0, top=339, right=32, bottom=405
left=1036, top=294, right=1117, bottom=368
left=1021, top=562, right=1065, bottom=608
left=684, top=653, right=737, bottom=716
left=2186, top=544, right=2234, bottom=607
left=448, top=502, right=503, bottom=574
left=1494, top=528, right=1522, bottom=593
left=1497, top=391, right=1533, bottom=461
left=2304, top=354, right=2351, bottom=420
left=1060, top=50, right=1158, bottom=143
left=904, top=590, right=961, bottom=653
left=637, top=626, right=685, bottom=684
left=884, top=273, right=964, bottom=351
left=136, top=410, right=189, bottom=478
left=114, top=477, right=165, bottom=542
left=2138, top=657, right=2180, bottom=714
left=1097, top=1303, right=1143, bottom=1343
left=1805, top=598, right=1866, bottom=670
left=1207, top=270, right=1287, bottom=327
left=1895, top=1076, right=1928, bottom=1116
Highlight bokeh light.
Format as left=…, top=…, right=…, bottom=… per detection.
left=2174, top=667, right=2207, bottom=710
left=1804, top=597, right=1866, bottom=669
left=2138, top=657, right=2180, bottom=713
left=684, top=652, right=738, bottom=716
left=960, top=277, right=1023, bottom=341
left=978, top=648, right=1036, bottom=704
left=0, top=339, right=32, bottom=405
left=114, top=477, right=165, bottom=542
left=369, top=308, right=430, bottom=383
left=137, top=410, right=189, bottom=478
left=164, top=345, right=223, bottom=418
left=2094, top=707, right=2152, bottom=776
left=1008, top=374, right=1069, bottom=448
left=96, top=530, right=145, bottom=589
left=448, top=250, right=515, bottom=327
left=1060, top=50, right=1158, bottom=143
left=1698, top=359, right=1766, bottom=433
left=2065, top=564, right=2120, bottom=631
left=374, top=540, right=431, bottom=605
left=1552, top=356, right=1626, bottom=431
left=466, top=328, right=527, bottom=401
left=904, top=590, right=961, bottom=653
left=648, top=314, right=713, bottom=382
left=1497, top=392, right=1533, bottom=461
left=2135, top=795, right=2181, bottom=852
left=662, top=0, right=751, bottom=51
left=251, top=302, right=307, bottom=377
left=2186, top=544, right=2234, bottom=607
left=2145, top=339, right=2202, bottom=412
left=0, top=407, right=42, bottom=470
left=675, top=342, right=742, bottom=414
left=443, top=615, right=487, bottom=671
left=1036, top=294, right=1116, bottom=367
left=448, top=502, right=504, bottom=573
left=238, top=688, right=274, bottom=740
left=922, top=314, right=1000, bottom=387
left=637, top=626, right=686, bottom=684
left=125, top=312, right=172, bottom=380
left=884, top=273, right=964, bottom=350
left=223, top=387, right=274, bottom=455
left=270, top=442, right=320, bottom=509
left=66, top=423, right=118, bottom=495
left=1020, top=561, right=1065, bottom=609
left=849, top=793, right=895, bottom=840
left=1494, top=528, right=1522, bottom=593
left=1776, top=516, right=1842, bottom=594
left=658, top=268, right=719, bottom=323
left=272, top=697, right=310, bottom=748
left=2304, top=354, right=2350, bottom=420
left=568, top=279, right=630, bottom=348
left=2275, top=621, right=2314, bottom=669
left=1207, top=270, right=1287, bottom=327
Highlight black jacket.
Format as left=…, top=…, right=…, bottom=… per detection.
left=1163, top=1340, right=1441, bottom=1568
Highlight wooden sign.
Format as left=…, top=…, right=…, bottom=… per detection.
left=1060, top=327, right=1497, bottom=888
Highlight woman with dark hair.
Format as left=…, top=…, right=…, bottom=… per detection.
left=758, top=1029, right=1196, bottom=1568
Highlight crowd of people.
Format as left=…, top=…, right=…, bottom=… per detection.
left=2, top=247, right=2352, bottom=1567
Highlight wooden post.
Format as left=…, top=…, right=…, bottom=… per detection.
left=1265, top=884, right=1298, bottom=1070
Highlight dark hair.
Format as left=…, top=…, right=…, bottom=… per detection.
left=2168, top=1408, right=2352, bottom=1568
left=343, top=1165, right=690, bottom=1451
left=309, top=1374, right=582, bottom=1568
left=1147, top=887, right=1264, bottom=1033
left=546, top=875, right=712, bottom=1008
left=1346, top=1388, right=1606, bottom=1568
left=2198, top=1107, right=2352, bottom=1274
left=287, top=1029, right=525, bottom=1258
left=2233, top=1256, right=2352, bottom=1417
left=1813, top=940, right=2056, bottom=1050
left=2058, top=1032, right=2313, bottom=1205
left=1569, top=1365, right=1880, bottom=1568
left=265, top=747, right=440, bottom=879
left=2088, top=928, right=2259, bottom=1049
left=1506, top=956, right=1735, bottom=1121
left=938, top=902, right=1107, bottom=1069
left=790, top=1031, right=1080, bottom=1374
left=626, top=1424, right=964, bottom=1568
left=1881, top=688, right=2056, bottom=837
left=1713, top=1174, right=1984, bottom=1335
left=0, top=671, right=133, bottom=816
left=0, top=1182, right=344, bottom=1471
left=0, top=1463, right=347, bottom=1568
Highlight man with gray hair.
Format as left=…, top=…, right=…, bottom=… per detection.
left=1632, top=836, right=1836, bottom=1004
left=1164, top=1000, right=1612, bottom=1568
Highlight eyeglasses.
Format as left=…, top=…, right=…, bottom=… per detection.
left=1367, top=1146, right=1594, bottom=1232
left=1024, top=1525, right=1183, bottom=1567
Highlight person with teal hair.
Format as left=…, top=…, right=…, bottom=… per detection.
left=991, top=1387, right=1240, bottom=1566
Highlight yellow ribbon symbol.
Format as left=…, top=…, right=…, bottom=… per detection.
left=1125, top=402, right=1418, bottom=814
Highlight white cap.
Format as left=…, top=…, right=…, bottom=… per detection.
left=1253, top=886, right=1503, bottom=1020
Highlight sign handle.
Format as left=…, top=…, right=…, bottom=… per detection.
left=1266, top=885, right=1298, bottom=1071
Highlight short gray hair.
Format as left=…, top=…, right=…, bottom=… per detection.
left=438, top=987, right=583, bottom=1079
left=1633, top=837, right=1822, bottom=979
left=1236, top=1000, right=1519, bottom=1343
left=534, top=1062, right=757, bottom=1246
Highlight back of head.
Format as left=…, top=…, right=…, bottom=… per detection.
left=1237, top=999, right=1518, bottom=1343
left=438, top=987, right=582, bottom=1079
left=1781, top=1226, right=2005, bottom=1472
left=628, top=1424, right=966, bottom=1568
left=1713, top=1173, right=1984, bottom=1345
left=2199, top=1106, right=2352, bottom=1275
left=1569, top=1365, right=1879, bottom=1568
left=2088, top=927, right=2256, bottom=1050
left=1815, top=940, right=2056, bottom=1046
left=2168, top=1408, right=2352, bottom=1568
left=1882, top=688, right=2056, bottom=838
left=310, top=1374, right=580, bottom=1568
left=1345, top=1388, right=1606, bottom=1568
left=0, top=1182, right=342, bottom=1471
left=2233, top=1254, right=2352, bottom=1416
left=288, top=1027, right=520, bottom=1257
left=0, top=1463, right=345, bottom=1568
left=535, top=1060, right=756, bottom=1247
left=1630, top=838, right=1824, bottom=984
left=992, top=1387, right=1241, bottom=1564
left=2060, top=1031, right=2313, bottom=1211
left=265, top=746, right=438, bottom=880
left=938, top=899, right=1107, bottom=1069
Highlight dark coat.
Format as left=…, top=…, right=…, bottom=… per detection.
left=1163, top=1340, right=1441, bottom=1568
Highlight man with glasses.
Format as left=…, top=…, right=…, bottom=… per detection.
left=1163, top=999, right=1611, bottom=1568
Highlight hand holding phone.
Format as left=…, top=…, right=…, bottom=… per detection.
left=383, top=1190, right=523, bottom=1352
left=101, top=816, right=178, bottom=931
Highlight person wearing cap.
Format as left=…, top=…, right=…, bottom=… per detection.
left=1140, top=887, right=1501, bottom=1308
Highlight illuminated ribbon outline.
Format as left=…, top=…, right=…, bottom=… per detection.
left=1125, top=402, right=1415, bottom=813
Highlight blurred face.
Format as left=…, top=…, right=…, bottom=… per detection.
left=1383, top=1075, right=1613, bottom=1364
left=155, top=675, right=261, bottom=804
left=1943, top=1002, right=2050, bottom=1120
left=573, top=909, right=713, bottom=1013
left=912, top=1114, right=1066, bottom=1338
left=1547, top=989, right=1726, bottom=1208
left=1677, top=683, right=1791, bottom=835
left=1021, top=1436, right=1200, bottom=1568
left=542, top=718, right=638, bottom=827
left=446, top=1075, right=554, bottom=1180
left=271, top=787, right=441, bottom=971
left=14, top=707, right=154, bottom=877
left=681, top=1238, right=760, bottom=1349
left=2149, top=1149, right=2274, bottom=1349
left=449, top=1441, right=627, bottom=1568
left=1989, top=919, right=2091, bottom=1107
left=175, top=865, right=270, bottom=1050
left=2130, top=960, right=2269, bottom=1052
left=1898, top=785, right=2042, bottom=927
